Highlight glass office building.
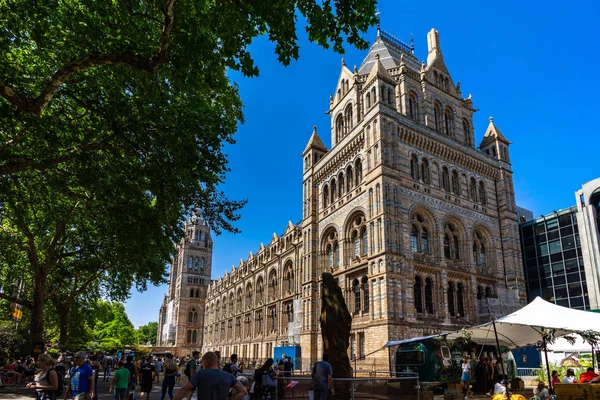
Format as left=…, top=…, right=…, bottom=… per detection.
left=520, top=206, right=590, bottom=310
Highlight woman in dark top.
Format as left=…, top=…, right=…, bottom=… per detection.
left=254, top=358, right=276, bottom=400
left=88, top=353, right=100, bottom=400
left=160, top=355, right=177, bottom=400
left=139, top=356, right=157, bottom=400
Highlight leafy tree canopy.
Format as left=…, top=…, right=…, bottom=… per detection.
left=0, top=0, right=378, bottom=346
left=136, top=322, right=158, bottom=346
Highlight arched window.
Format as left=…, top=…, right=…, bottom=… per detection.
left=421, top=227, right=429, bottom=254
left=477, top=286, right=483, bottom=300
left=411, top=213, right=430, bottom=254
left=443, top=107, right=453, bottom=136
left=188, top=256, right=193, bottom=270
left=360, top=227, right=368, bottom=255
left=485, top=287, right=492, bottom=298
left=444, top=233, right=451, bottom=259
left=192, top=330, right=197, bottom=343
left=353, top=231, right=360, bottom=257
left=457, top=284, right=465, bottom=317
left=368, top=189, right=373, bottom=216
left=411, top=225, right=419, bottom=253
left=194, top=257, right=199, bottom=271
left=335, top=114, right=344, bottom=142
left=469, top=178, right=477, bottom=202
left=186, top=330, right=192, bottom=343
left=442, top=167, right=450, bottom=192
left=414, top=276, right=423, bottom=313
left=448, top=282, right=455, bottom=316
left=333, top=242, right=339, bottom=266
left=408, top=93, right=418, bottom=120
left=463, top=119, right=472, bottom=146
left=190, top=289, right=194, bottom=297
left=473, top=231, right=488, bottom=267
left=323, top=184, right=329, bottom=207
left=194, top=311, right=199, bottom=323
left=327, top=244, right=333, bottom=268
left=425, top=278, right=434, bottom=314
left=451, top=170, right=460, bottom=196
left=353, top=279, right=361, bottom=314
left=371, top=87, right=377, bottom=103
left=388, top=88, right=394, bottom=105
left=345, top=105, right=353, bottom=132
left=362, top=276, right=370, bottom=313
left=188, top=311, right=193, bottom=322
left=346, top=165, right=354, bottom=191
left=200, top=258, right=205, bottom=271
left=355, top=159, right=363, bottom=183
left=421, top=159, right=430, bottom=184
left=338, top=174, right=345, bottom=197
left=453, top=235, right=460, bottom=260
left=479, top=182, right=487, bottom=205
left=366, top=93, right=371, bottom=108
left=331, top=178, right=337, bottom=201
left=434, top=102, right=442, bottom=131
left=410, top=154, right=419, bottom=180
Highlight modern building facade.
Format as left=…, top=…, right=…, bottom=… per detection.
left=156, top=212, right=213, bottom=355
left=519, top=177, right=600, bottom=311
left=198, top=28, right=526, bottom=371
left=520, top=207, right=590, bottom=309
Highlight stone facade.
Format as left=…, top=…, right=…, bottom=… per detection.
left=575, top=178, right=600, bottom=309
left=156, top=213, right=212, bottom=357
left=198, top=28, right=526, bottom=371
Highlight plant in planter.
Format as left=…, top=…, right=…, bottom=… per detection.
left=421, top=385, right=435, bottom=400
left=443, top=388, right=463, bottom=400
left=511, top=377, right=524, bottom=391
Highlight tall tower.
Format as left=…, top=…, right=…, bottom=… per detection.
left=156, top=211, right=213, bottom=355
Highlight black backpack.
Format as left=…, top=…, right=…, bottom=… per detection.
left=51, top=368, right=65, bottom=397
left=184, top=360, right=193, bottom=378
left=222, top=363, right=232, bottom=374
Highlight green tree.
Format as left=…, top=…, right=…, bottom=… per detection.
left=136, top=322, right=158, bottom=346
left=0, top=0, right=378, bottom=347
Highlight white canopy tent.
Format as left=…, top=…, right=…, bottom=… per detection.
left=384, top=297, right=600, bottom=349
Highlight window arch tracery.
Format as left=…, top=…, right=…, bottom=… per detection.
left=410, top=212, right=431, bottom=254
left=473, top=230, right=488, bottom=267
left=425, top=277, right=434, bottom=314
left=443, top=222, right=461, bottom=261
left=414, top=276, right=423, bottom=313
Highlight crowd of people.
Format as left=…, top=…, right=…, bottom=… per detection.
left=1, top=350, right=326, bottom=400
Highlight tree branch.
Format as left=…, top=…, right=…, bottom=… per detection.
left=0, top=0, right=177, bottom=116
left=0, top=292, right=32, bottom=309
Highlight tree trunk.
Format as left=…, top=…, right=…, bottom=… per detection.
left=54, top=299, right=71, bottom=348
left=30, top=270, right=46, bottom=351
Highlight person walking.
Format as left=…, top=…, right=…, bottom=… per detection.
left=311, top=354, right=334, bottom=400
left=253, top=359, right=277, bottom=400
left=87, top=353, right=100, bottom=400
left=103, top=354, right=114, bottom=382
left=155, top=359, right=163, bottom=384
left=223, top=354, right=240, bottom=377
left=110, top=361, right=130, bottom=400
left=184, top=352, right=200, bottom=400
left=160, top=355, right=177, bottom=400
left=64, top=351, right=95, bottom=400
left=124, top=355, right=139, bottom=400
left=27, top=354, right=59, bottom=400
left=461, top=355, right=471, bottom=399
left=173, top=352, right=247, bottom=400
left=139, top=356, right=157, bottom=400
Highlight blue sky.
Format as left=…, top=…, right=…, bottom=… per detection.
left=125, top=0, right=600, bottom=327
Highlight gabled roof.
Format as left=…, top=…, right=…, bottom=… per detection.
left=302, top=126, right=328, bottom=155
left=366, top=54, right=395, bottom=85
left=480, top=116, right=510, bottom=147
left=359, top=30, right=421, bottom=74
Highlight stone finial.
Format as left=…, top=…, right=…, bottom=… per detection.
left=421, top=62, right=426, bottom=72
left=329, top=93, right=333, bottom=102
left=341, top=57, right=345, bottom=66
left=313, top=125, right=317, bottom=133
left=375, top=53, right=380, bottom=61
left=353, top=64, right=358, bottom=74
left=489, top=116, right=494, bottom=122
left=400, top=53, right=405, bottom=64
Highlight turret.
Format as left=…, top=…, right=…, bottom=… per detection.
left=480, top=116, right=511, bottom=163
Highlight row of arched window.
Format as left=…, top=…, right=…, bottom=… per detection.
left=187, top=277, right=205, bottom=284
left=414, top=277, right=495, bottom=317
left=335, top=104, right=354, bottom=142
left=410, top=155, right=488, bottom=205
left=186, top=329, right=198, bottom=343
left=405, top=91, right=473, bottom=147
left=188, top=256, right=205, bottom=271
left=322, top=159, right=363, bottom=208
left=410, top=213, right=490, bottom=266
left=188, top=308, right=199, bottom=323
left=189, top=288, right=201, bottom=298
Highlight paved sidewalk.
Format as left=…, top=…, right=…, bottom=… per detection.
left=0, top=374, right=188, bottom=400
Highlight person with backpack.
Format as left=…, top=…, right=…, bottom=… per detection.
left=27, top=354, right=59, bottom=400
left=222, top=354, right=239, bottom=377
left=183, top=352, right=200, bottom=400
left=103, top=354, right=114, bottom=382
left=160, top=354, right=177, bottom=400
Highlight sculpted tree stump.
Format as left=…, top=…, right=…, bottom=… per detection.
left=320, top=272, right=352, bottom=397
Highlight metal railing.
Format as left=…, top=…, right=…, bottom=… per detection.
left=516, top=367, right=542, bottom=378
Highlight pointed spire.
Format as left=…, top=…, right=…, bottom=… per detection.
left=367, top=53, right=394, bottom=84
left=341, top=57, right=346, bottom=66
left=302, top=125, right=328, bottom=155
left=482, top=116, right=510, bottom=145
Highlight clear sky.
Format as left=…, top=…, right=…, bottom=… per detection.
left=125, top=0, right=600, bottom=327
